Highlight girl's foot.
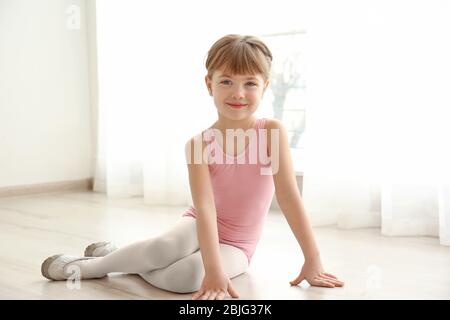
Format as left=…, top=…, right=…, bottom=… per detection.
left=41, top=254, right=96, bottom=280
left=84, top=241, right=117, bottom=257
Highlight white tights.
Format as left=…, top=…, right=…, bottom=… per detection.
left=74, top=216, right=249, bottom=293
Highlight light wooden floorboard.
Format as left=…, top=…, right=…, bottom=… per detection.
left=0, top=191, right=449, bottom=300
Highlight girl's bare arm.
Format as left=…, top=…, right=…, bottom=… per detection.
left=185, top=135, right=223, bottom=274
left=266, top=119, right=344, bottom=288
left=185, top=135, right=240, bottom=299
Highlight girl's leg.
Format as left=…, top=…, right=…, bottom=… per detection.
left=138, top=243, right=249, bottom=293
left=72, top=216, right=199, bottom=279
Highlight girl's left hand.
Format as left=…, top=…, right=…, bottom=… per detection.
left=289, top=256, right=345, bottom=288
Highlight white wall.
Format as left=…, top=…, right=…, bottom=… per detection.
left=0, top=0, right=94, bottom=187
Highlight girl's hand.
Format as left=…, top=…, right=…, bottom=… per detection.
left=192, top=271, right=239, bottom=300
left=290, top=256, right=345, bottom=288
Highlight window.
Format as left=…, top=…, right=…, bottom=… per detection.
left=261, top=31, right=306, bottom=173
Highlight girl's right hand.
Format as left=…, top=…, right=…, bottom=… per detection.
left=192, top=271, right=239, bottom=300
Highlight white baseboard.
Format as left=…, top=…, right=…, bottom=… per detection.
left=0, top=178, right=93, bottom=198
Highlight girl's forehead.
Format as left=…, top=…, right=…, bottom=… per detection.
left=213, top=70, right=263, bottom=80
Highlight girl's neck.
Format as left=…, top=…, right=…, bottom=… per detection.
left=212, top=115, right=258, bottom=132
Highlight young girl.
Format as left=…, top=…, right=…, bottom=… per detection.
left=41, top=34, right=344, bottom=300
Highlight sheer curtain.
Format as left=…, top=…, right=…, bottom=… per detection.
left=92, top=0, right=307, bottom=205
left=93, top=1, right=212, bottom=205
left=302, top=0, right=450, bottom=245
left=92, top=1, right=450, bottom=245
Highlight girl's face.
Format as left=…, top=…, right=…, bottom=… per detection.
left=205, top=69, right=268, bottom=121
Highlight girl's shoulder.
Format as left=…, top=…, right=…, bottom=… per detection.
left=261, top=117, right=285, bottom=130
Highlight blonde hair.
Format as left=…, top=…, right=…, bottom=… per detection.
left=205, top=34, right=273, bottom=81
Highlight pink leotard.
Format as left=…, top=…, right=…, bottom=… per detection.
left=183, top=118, right=275, bottom=264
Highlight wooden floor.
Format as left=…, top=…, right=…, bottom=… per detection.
left=0, top=191, right=449, bottom=300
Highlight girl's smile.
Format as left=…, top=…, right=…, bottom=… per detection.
left=226, top=102, right=248, bottom=109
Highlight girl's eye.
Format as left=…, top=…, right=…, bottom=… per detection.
left=220, top=80, right=257, bottom=86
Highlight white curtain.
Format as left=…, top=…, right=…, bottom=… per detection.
left=92, top=0, right=307, bottom=205
left=92, top=1, right=450, bottom=245
left=302, top=0, right=450, bottom=245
